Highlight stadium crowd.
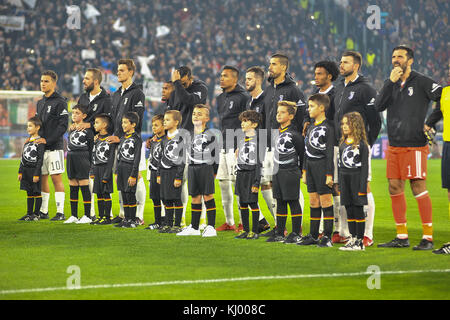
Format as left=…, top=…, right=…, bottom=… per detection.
left=0, top=0, right=448, bottom=129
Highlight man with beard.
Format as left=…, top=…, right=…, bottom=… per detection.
left=76, top=68, right=112, bottom=133
left=376, top=46, right=442, bottom=250
left=334, top=51, right=381, bottom=247
left=262, top=53, right=306, bottom=237
left=76, top=68, right=112, bottom=221
left=171, top=66, right=208, bottom=227
left=245, top=66, right=272, bottom=233
left=107, top=59, right=147, bottom=226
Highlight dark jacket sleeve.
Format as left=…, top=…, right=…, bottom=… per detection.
left=86, top=130, right=95, bottom=167
left=420, top=75, right=442, bottom=102
left=425, top=101, right=443, bottom=129
left=174, top=81, right=207, bottom=106
left=130, top=137, right=142, bottom=178
left=46, top=100, right=69, bottom=147
left=374, top=79, right=395, bottom=112
left=292, top=87, right=307, bottom=131
left=363, top=86, right=381, bottom=146
left=130, top=91, right=146, bottom=134
left=293, top=131, right=305, bottom=172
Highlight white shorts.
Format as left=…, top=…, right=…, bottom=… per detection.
left=216, top=149, right=236, bottom=181
left=41, top=150, right=65, bottom=176
left=261, top=149, right=273, bottom=185
left=335, top=145, right=372, bottom=183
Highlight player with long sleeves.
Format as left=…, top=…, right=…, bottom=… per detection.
left=376, top=45, right=442, bottom=250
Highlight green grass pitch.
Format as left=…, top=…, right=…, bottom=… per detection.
left=0, top=159, right=449, bottom=300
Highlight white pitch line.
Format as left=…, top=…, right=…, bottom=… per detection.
left=1, top=269, right=449, bottom=295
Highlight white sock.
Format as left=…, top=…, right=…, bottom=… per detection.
left=118, top=191, right=124, bottom=218
left=89, top=178, right=96, bottom=216
left=219, top=180, right=234, bottom=226
left=235, top=194, right=241, bottom=224
left=319, top=209, right=324, bottom=234
left=55, top=192, right=65, bottom=214
left=160, top=200, right=166, bottom=217
left=261, top=188, right=276, bottom=220
left=136, top=177, right=146, bottom=221
left=333, top=196, right=340, bottom=232
left=364, top=192, right=375, bottom=239
left=40, top=192, right=50, bottom=213
left=200, top=198, right=206, bottom=225
left=299, top=188, right=305, bottom=213
left=181, top=179, right=188, bottom=223
left=339, top=205, right=350, bottom=238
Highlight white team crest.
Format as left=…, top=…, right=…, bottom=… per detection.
left=194, top=92, right=202, bottom=99
left=124, top=97, right=128, bottom=105
left=279, top=95, right=284, bottom=102
left=408, top=87, right=413, bottom=96
left=47, top=106, right=51, bottom=113
left=93, top=104, right=98, bottom=111
left=229, top=101, right=234, bottom=109
left=348, top=91, right=355, bottom=100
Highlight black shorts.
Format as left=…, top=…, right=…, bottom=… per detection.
left=159, top=167, right=182, bottom=201
left=305, top=158, right=333, bottom=195
left=92, top=165, right=113, bottom=194
left=188, top=164, right=215, bottom=196
left=442, top=141, right=450, bottom=189
left=20, top=167, right=41, bottom=193
left=339, top=171, right=367, bottom=206
left=272, top=167, right=301, bottom=201
left=66, top=151, right=90, bottom=180
left=235, top=170, right=259, bottom=204
left=117, top=163, right=136, bottom=193
left=149, top=169, right=161, bottom=200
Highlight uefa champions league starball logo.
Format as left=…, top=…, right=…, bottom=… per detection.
left=120, top=139, right=135, bottom=161
left=342, top=145, right=361, bottom=168
left=70, top=131, right=87, bottom=147
left=238, top=141, right=257, bottom=165
left=95, top=141, right=110, bottom=163
left=309, top=126, right=327, bottom=151
left=164, top=139, right=180, bottom=162
left=23, top=143, right=38, bottom=162
left=192, top=134, right=209, bottom=153
left=152, top=143, right=162, bottom=161
left=276, top=132, right=295, bottom=155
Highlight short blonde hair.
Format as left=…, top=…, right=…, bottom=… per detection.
left=277, top=100, right=297, bottom=115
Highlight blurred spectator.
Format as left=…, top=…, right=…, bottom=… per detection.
left=0, top=0, right=447, bottom=134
